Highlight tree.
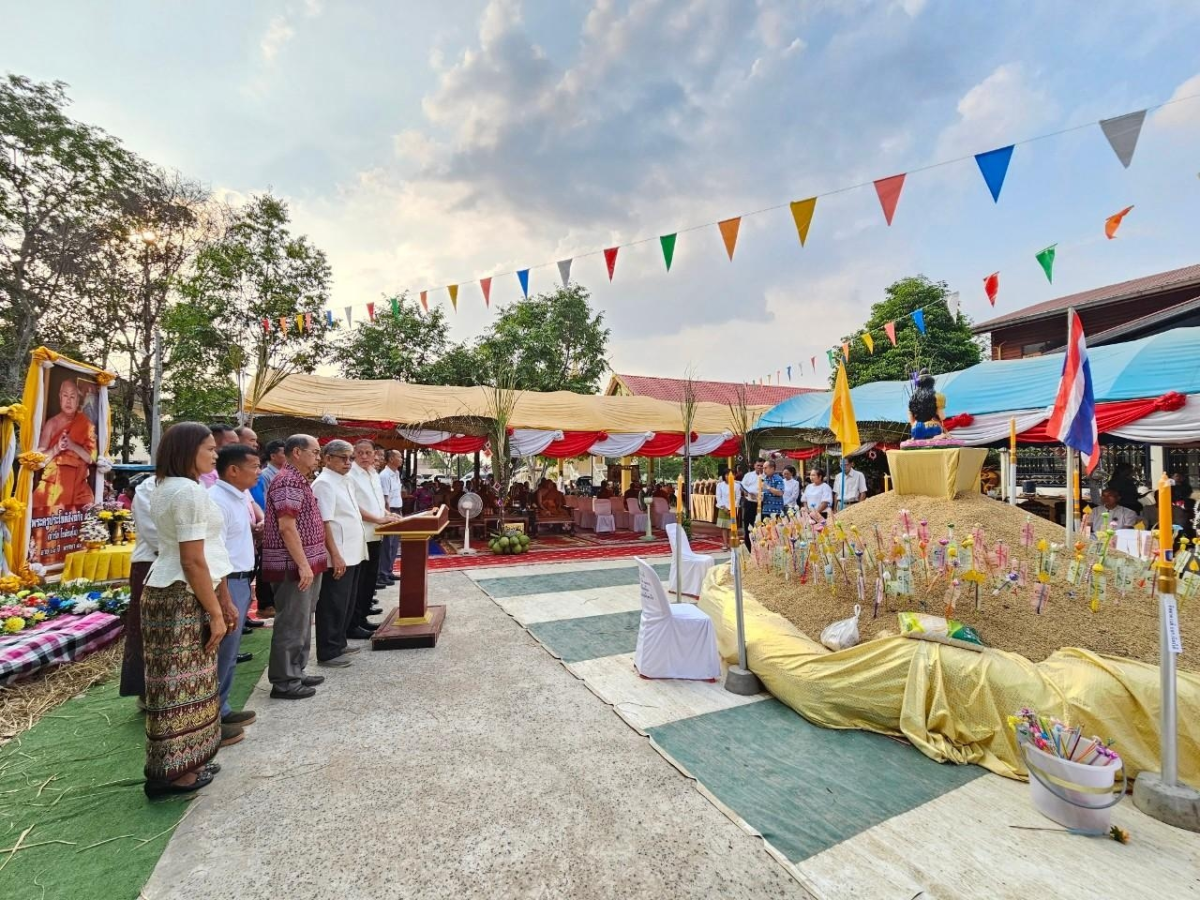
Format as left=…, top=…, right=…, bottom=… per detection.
left=338, top=293, right=454, bottom=382
left=837, top=276, right=982, bottom=389
left=171, top=193, right=335, bottom=421
left=423, top=343, right=485, bottom=387
left=474, top=284, right=610, bottom=393
left=0, top=75, right=145, bottom=397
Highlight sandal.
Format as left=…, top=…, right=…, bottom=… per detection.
left=144, top=769, right=215, bottom=798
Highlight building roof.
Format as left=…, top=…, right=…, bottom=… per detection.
left=971, top=263, right=1200, bottom=333
left=608, top=373, right=818, bottom=406
left=1062, top=292, right=1200, bottom=349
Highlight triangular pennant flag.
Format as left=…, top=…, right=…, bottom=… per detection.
left=390, top=297, right=399, bottom=316
left=660, top=233, right=677, bottom=271
left=884, top=321, right=897, bottom=346
left=557, top=258, right=572, bottom=286
left=262, top=317, right=271, bottom=333
left=776, top=370, right=781, bottom=383
left=305, top=312, right=313, bottom=331
left=984, top=272, right=1000, bottom=306
left=842, top=341, right=850, bottom=361
left=789, top=197, right=817, bottom=247
left=279, top=317, right=288, bottom=335
left=603, top=247, right=618, bottom=281
left=367, top=302, right=375, bottom=322
left=862, top=333, right=875, bottom=355
left=448, top=284, right=458, bottom=310
left=1035, top=245, right=1056, bottom=283
left=517, top=269, right=529, bottom=297
left=1105, top=205, right=1134, bottom=240
left=826, top=350, right=836, bottom=370
left=787, top=365, right=792, bottom=381
left=974, top=145, right=1015, bottom=202
left=344, top=306, right=353, bottom=326
left=911, top=309, right=926, bottom=335
left=718, top=217, right=741, bottom=260
left=945, top=291, right=960, bottom=320
left=420, top=290, right=428, bottom=312
left=1099, top=110, right=1146, bottom=169
left=325, top=310, right=333, bottom=327
left=810, top=356, right=817, bottom=374
left=296, top=313, right=304, bottom=332
left=873, top=173, right=906, bottom=226
left=480, top=277, right=492, bottom=308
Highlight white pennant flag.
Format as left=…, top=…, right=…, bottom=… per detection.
left=344, top=306, right=353, bottom=326
left=557, top=258, right=572, bottom=286
left=945, top=291, right=960, bottom=320
left=1099, top=110, right=1146, bottom=169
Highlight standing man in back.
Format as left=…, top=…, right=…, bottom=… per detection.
left=348, top=439, right=399, bottom=639
left=740, top=459, right=764, bottom=549
left=377, top=449, right=403, bottom=588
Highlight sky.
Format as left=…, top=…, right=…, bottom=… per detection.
left=3, top=0, right=1199, bottom=389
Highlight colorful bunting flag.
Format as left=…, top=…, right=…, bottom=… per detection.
left=718, top=217, right=741, bottom=260
left=448, top=284, right=459, bottom=311
left=558, top=258, right=572, bottom=286
left=826, top=350, right=837, bottom=370
left=296, top=313, right=304, bottom=332
left=842, top=341, right=850, bottom=361
left=420, top=290, right=428, bottom=312
left=480, top=277, right=492, bottom=307
left=650, top=232, right=671, bottom=272
left=776, top=369, right=781, bottom=383
left=390, top=297, right=399, bottom=316
left=911, top=309, right=926, bottom=335
left=945, top=291, right=960, bottom=321
left=325, top=310, right=333, bottom=327
left=517, top=269, right=530, bottom=297
left=975, top=145, right=1015, bottom=202
left=344, top=306, right=352, bottom=326
left=787, top=365, right=792, bottom=381
left=1105, top=205, right=1134, bottom=240
left=984, top=272, right=1000, bottom=306
left=603, top=247, right=618, bottom=281
left=1035, top=244, right=1056, bottom=284
left=279, top=317, right=288, bottom=335
left=862, top=333, right=875, bottom=355
left=305, top=312, right=313, bottom=331
left=1099, top=110, right=1146, bottom=169
left=884, top=321, right=897, bottom=346
left=874, top=173, right=906, bottom=226
left=262, top=317, right=270, bottom=333
left=810, top=356, right=817, bottom=374
left=790, top=197, right=817, bottom=247
left=367, top=302, right=375, bottom=322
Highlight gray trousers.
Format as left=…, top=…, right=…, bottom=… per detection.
left=216, top=576, right=254, bottom=717
left=268, top=573, right=324, bottom=693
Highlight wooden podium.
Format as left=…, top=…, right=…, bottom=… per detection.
left=370, top=505, right=450, bottom=650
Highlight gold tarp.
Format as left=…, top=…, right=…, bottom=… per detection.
left=248, top=371, right=767, bottom=435
left=699, top=564, right=1200, bottom=782
left=885, top=447, right=988, bottom=499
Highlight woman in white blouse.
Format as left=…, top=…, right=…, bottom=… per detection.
left=802, top=467, right=834, bottom=524
left=141, top=422, right=237, bottom=797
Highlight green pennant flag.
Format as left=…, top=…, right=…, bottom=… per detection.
left=660, top=233, right=677, bottom=271
left=391, top=296, right=399, bottom=316
left=1035, top=244, right=1057, bottom=284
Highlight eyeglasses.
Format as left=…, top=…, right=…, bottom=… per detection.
left=327, top=453, right=352, bottom=461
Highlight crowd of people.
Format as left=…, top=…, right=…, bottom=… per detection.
left=118, top=424, right=407, bottom=798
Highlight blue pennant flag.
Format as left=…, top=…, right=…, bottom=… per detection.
left=787, top=365, right=792, bottom=381
left=975, top=145, right=1014, bottom=203
left=325, top=310, right=334, bottom=327
left=517, top=269, right=530, bottom=298
left=911, top=309, right=926, bottom=335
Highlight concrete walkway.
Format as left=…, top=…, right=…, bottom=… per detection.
left=142, top=570, right=808, bottom=900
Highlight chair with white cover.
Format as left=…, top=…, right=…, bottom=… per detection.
left=618, top=497, right=648, bottom=533
left=650, top=496, right=677, bottom=530
left=592, top=499, right=617, bottom=534
left=666, top=523, right=714, bottom=597
left=574, top=497, right=595, bottom=529
left=633, top=558, right=721, bottom=680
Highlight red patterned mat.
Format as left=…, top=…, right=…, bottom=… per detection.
left=398, top=533, right=725, bottom=573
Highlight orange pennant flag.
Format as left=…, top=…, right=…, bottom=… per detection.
left=841, top=342, right=850, bottom=361
left=448, top=284, right=458, bottom=311
left=279, top=317, right=288, bottom=335
left=874, top=173, right=906, bottom=226
left=420, top=290, right=428, bottom=312
left=884, top=321, right=897, bottom=345
left=862, top=333, right=875, bottom=355
left=1105, top=205, right=1133, bottom=240
left=790, top=198, right=817, bottom=247
left=718, top=217, right=741, bottom=260
left=480, top=277, right=492, bottom=307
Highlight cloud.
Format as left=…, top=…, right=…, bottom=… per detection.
left=934, top=63, right=1055, bottom=160
left=1153, top=71, right=1200, bottom=129
left=260, top=17, right=295, bottom=63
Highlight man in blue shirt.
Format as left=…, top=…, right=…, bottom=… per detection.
left=760, top=459, right=785, bottom=519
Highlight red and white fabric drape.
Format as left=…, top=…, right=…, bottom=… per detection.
left=394, top=427, right=741, bottom=458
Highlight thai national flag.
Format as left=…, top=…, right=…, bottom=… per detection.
left=1046, top=309, right=1101, bottom=473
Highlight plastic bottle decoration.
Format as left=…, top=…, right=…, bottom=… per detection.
left=1067, top=548, right=1083, bottom=586
left=1032, top=579, right=1050, bottom=615
left=933, top=538, right=948, bottom=573
left=855, top=549, right=866, bottom=606
left=1090, top=562, right=1107, bottom=613
left=1047, top=542, right=1060, bottom=577
left=874, top=577, right=885, bottom=619
left=899, top=508, right=912, bottom=537
left=1020, top=516, right=1035, bottom=550
left=918, top=519, right=930, bottom=544
left=944, top=577, right=962, bottom=617
left=897, top=555, right=914, bottom=597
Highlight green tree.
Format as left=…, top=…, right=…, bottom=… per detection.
left=338, top=293, right=454, bottom=382
left=836, top=276, right=982, bottom=388
left=172, top=193, right=335, bottom=421
left=475, top=284, right=610, bottom=393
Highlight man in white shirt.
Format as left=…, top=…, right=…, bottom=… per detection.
left=119, top=474, right=158, bottom=700
left=740, top=460, right=764, bottom=549
left=312, top=441, right=368, bottom=667
left=833, top=458, right=868, bottom=510
left=377, top=449, right=403, bottom=587
left=1082, top=488, right=1140, bottom=531
left=208, top=443, right=262, bottom=731
left=348, top=439, right=400, bottom=638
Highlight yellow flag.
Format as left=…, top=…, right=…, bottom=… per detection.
left=448, top=284, right=458, bottom=311
left=296, top=313, right=305, bottom=333
left=829, top=362, right=860, bottom=457
left=862, top=332, right=874, bottom=354
left=790, top=197, right=817, bottom=247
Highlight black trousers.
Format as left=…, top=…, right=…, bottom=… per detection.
left=316, top=563, right=360, bottom=661
left=741, top=499, right=758, bottom=549
left=350, top=541, right=382, bottom=632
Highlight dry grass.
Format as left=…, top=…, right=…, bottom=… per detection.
left=0, top=639, right=124, bottom=746
left=746, top=492, right=1198, bottom=669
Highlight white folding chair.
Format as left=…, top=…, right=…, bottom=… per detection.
left=666, top=523, right=715, bottom=597
left=633, top=558, right=721, bottom=680
left=593, top=499, right=616, bottom=534
left=650, top=496, right=677, bottom=530
left=574, top=497, right=596, bottom=529
left=621, top=497, right=648, bottom=533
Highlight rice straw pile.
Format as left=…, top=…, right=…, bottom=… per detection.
left=0, top=640, right=123, bottom=746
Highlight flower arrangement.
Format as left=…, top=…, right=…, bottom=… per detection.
left=17, top=450, right=47, bottom=471
left=79, top=517, right=111, bottom=545
left=0, top=580, right=130, bottom=636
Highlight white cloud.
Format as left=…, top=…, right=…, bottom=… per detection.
left=1153, top=72, right=1200, bottom=129
left=934, top=63, right=1055, bottom=159
left=260, top=16, right=295, bottom=63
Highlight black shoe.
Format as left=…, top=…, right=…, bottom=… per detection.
left=385, top=575, right=397, bottom=584
left=270, top=685, right=316, bottom=700
left=144, top=770, right=215, bottom=797
left=368, top=607, right=383, bottom=616
left=346, top=627, right=375, bottom=640
left=245, top=618, right=265, bottom=628
left=241, top=626, right=252, bottom=636
left=300, top=674, right=325, bottom=687
left=375, top=581, right=389, bottom=590
left=236, top=652, right=253, bottom=664
left=362, top=621, right=380, bottom=632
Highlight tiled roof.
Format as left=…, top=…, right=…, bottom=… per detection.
left=1055, top=293, right=1200, bottom=349
left=972, top=263, right=1200, bottom=332
left=609, top=374, right=818, bottom=406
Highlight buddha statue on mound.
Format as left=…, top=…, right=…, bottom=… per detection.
left=902, top=374, right=964, bottom=448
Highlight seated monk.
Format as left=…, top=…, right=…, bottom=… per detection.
left=536, top=481, right=567, bottom=518
left=623, top=481, right=641, bottom=500
left=652, top=483, right=669, bottom=500
left=596, top=480, right=613, bottom=499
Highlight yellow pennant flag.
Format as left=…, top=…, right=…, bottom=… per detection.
left=790, top=197, right=817, bottom=247
left=862, top=332, right=874, bottom=354
left=829, top=362, right=860, bottom=457
left=296, top=314, right=304, bottom=333
left=448, top=284, right=458, bottom=311
left=718, top=217, right=741, bottom=260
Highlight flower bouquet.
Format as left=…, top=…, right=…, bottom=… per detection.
left=0, top=579, right=131, bottom=636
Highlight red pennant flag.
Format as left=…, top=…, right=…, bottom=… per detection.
left=367, top=302, right=375, bottom=321
left=604, top=246, right=619, bottom=281
left=884, top=321, right=897, bottom=346
left=262, top=317, right=271, bottom=333
left=480, top=277, right=492, bottom=307
left=305, top=312, right=313, bottom=331
left=1105, top=205, right=1134, bottom=240
left=279, top=317, right=288, bottom=335
left=984, top=272, right=1000, bottom=306
left=810, top=356, right=816, bottom=373
left=873, top=173, right=906, bottom=226
left=420, top=290, right=428, bottom=312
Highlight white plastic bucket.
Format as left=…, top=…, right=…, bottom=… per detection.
left=1023, top=742, right=1124, bottom=832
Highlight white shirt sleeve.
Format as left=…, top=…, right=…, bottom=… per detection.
left=312, top=477, right=337, bottom=523
left=172, top=483, right=209, bottom=543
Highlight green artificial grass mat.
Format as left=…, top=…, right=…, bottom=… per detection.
left=0, top=628, right=270, bottom=899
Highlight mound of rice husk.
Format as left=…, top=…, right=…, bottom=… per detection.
left=745, top=491, right=1198, bottom=670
